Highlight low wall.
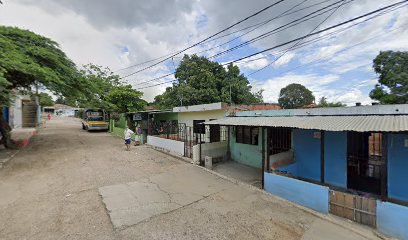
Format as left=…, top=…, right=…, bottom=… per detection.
left=147, top=136, right=185, bottom=156
left=264, top=172, right=329, bottom=213
left=377, top=201, right=408, bottom=240
left=193, top=141, right=228, bottom=164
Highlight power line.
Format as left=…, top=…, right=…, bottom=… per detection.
left=235, top=1, right=407, bottom=66
left=135, top=1, right=407, bottom=90
left=247, top=0, right=346, bottom=76
left=268, top=24, right=405, bottom=77
left=132, top=0, right=351, bottom=86
left=208, top=0, right=354, bottom=60
left=115, top=0, right=338, bottom=73
left=119, top=0, right=287, bottom=79
left=226, top=1, right=408, bottom=65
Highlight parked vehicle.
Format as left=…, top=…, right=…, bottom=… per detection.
left=81, top=109, right=109, bottom=131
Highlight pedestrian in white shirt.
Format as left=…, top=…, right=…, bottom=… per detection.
left=124, top=127, right=134, bottom=151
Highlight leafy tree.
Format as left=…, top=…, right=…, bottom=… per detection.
left=369, top=51, right=408, bottom=104
left=317, top=97, right=346, bottom=108
left=78, top=64, right=146, bottom=112
left=107, top=85, right=147, bottom=113
left=154, top=55, right=263, bottom=108
left=0, top=26, right=85, bottom=148
left=37, top=92, right=54, bottom=107
left=278, top=83, right=315, bottom=109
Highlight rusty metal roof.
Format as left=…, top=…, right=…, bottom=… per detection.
left=204, top=115, right=408, bottom=132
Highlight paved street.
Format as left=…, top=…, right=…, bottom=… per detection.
left=0, top=117, right=382, bottom=240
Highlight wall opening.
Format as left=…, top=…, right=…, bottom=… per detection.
left=269, top=127, right=292, bottom=155
left=347, top=132, right=386, bottom=196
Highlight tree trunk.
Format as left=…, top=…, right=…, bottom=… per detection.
left=0, top=110, right=14, bottom=149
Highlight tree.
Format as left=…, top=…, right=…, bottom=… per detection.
left=317, top=97, right=346, bottom=108
left=0, top=26, right=85, bottom=148
left=107, top=85, right=147, bottom=113
left=79, top=64, right=146, bottom=112
left=278, top=83, right=315, bottom=109
left=369, top=51, right=408, bottom=104
left=37, top=92, right=54, bottom=107
left=153, top=55, right=263, bottom=109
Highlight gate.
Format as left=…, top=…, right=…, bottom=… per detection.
left=329, top=190, right=376, bottom=228
left=22, top=100, right=38, bottom=128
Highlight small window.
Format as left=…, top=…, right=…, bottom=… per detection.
left=193, top=120, right=205, bottom=134
left=270, top=128, right=292, bottom=155
left=236, top=126, right=258, bottom=145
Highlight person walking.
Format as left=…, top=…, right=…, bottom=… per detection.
left=124, top=126, right=134, bottom=151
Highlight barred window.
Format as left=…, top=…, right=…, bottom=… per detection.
left=236, top=126, right=258, bottom=145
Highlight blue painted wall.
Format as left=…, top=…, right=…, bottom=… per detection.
left=278, top=163, right=298, bottom=177
left=387, top=133, right=408, bottom=202
left=230, top=127, right=263, bottom=168
left=324, top=131, right=347, bottom=188
left=264, top=172, right=329, bottom=213
left=2, top=107, right=9, bottom=124
left=293, top=129, right=321, bottom=182
left=377, top=200, right=408, bottom=240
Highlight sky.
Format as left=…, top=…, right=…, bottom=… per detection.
left=0, top=0, right=407, bottom=105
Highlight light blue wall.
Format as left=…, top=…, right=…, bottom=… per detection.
left=293, top=129, right=321, bottom=182
left=387, top=133, right=408, bottom=202
left=230, top=127, right=263, bottom=168
left=324, top=131, right=347, bottom=188
left=264, top=172, right=329, bottom=213
left=377, top=201, right=408, bottom=240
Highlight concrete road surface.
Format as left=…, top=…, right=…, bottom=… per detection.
left=0, top=117, right=382, bottom=240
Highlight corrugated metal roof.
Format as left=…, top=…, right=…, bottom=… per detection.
left=204, top=115, right=408, bottom=132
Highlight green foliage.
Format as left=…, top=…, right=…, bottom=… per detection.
left=369, top=51, right=408, bottom=104
left=154, top=55, right=263, bottom=109
left=278, top=83, right=315, bottom=109
left=317, top=97, right=346, bottom=108
left=78, top=64, right=146, bottom=113
left=36, top=92, right=54, bottom=107
left=107, top=85, right=146, bottom=113
left=0, top=26, right=84, bottom=105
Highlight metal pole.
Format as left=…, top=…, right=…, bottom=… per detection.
left=262, top=127, right=265, bottom=189
left=320, top=130, right=325, bottom=183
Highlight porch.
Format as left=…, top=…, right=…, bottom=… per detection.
left=204, top=113, right=408, bottom=240
left=212, top=161, right=262, bottom=188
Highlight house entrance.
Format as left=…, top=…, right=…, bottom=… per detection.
left=22, top=100, right=38, bottom=128
left=347, top=132, right=387, bottom=196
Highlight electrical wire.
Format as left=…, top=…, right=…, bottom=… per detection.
left=119, top=0, right=287, bottom=79
left=134, top=1, right=408, bottom=89
left=247, top=0, right=346, bottom=76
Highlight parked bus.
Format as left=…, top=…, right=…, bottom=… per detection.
left=81, top=109, right=109, bottom=131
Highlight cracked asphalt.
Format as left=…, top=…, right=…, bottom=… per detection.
left=0, top=117, right=380, bottom=240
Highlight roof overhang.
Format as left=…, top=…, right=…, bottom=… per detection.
left=204, top=115, right=408, bottom=132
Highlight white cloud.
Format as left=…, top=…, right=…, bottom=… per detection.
left=261, top=73, right=339, bottom=103
left=1, top=0, right=407, bottom=105
left=236, top=54, right=270, bottom=70
left=273, top=52, right=295, bottom=67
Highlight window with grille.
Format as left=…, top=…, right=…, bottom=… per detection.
left=236, top=126, right=259, bottom=145
left=269, top=128, right=292, bottom=155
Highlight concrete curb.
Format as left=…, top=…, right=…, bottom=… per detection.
left=148, top=146, right=392, bottom=240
